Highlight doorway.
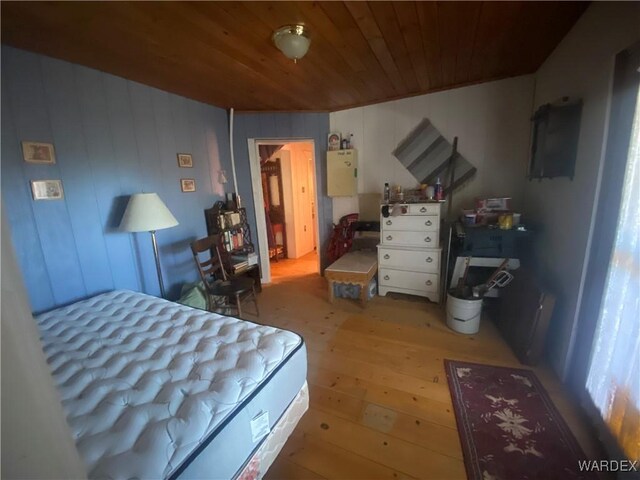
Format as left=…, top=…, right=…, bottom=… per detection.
left=248, top=139, right=320, bottom=283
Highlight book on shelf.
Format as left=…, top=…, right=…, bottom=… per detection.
left=231, top=254, right=250, bottom=274
left=222, top=229, right=244, bottom=252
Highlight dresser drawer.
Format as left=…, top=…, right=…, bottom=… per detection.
left=408, top=204, right=441, bottom=216
left=381, top=215, right=438, bottom=231
left=379, top=268, right=438, bottom=293
left=379, top=247, right=440, bottom=273
left=381, top=230, right=438, bottom=247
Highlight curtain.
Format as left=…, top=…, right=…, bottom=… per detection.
left=585, top=85, right=640, bottom=461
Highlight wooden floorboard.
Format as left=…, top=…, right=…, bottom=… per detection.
left=259, top=257, right=601, bottom=480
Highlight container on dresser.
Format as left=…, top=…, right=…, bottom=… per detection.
left=378, top=202, right=442, bottom=303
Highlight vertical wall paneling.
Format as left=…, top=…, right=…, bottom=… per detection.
left=330, top=75, right=535, bottom=222
left=2, top=46, right=331, bottom=311
left=129, top=81, right=172, bottom=296
left=233, top=111, right=331, bottom=270
left=42, top=58, right=113, bottom=297
left=75, top=64, right=130, bottom=294
left=103, top=74, right=145, bottom=292
left=5, top=48, right=88, bottom=306
left=1, top=46, right=234, bottom=311
left=0, top=75, right=55, bottom=312
left=150, top=88, right=184, bottom=293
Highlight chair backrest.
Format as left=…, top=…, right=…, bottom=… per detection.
left=190, top=235, right=228, bottom=283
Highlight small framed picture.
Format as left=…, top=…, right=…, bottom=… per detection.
left=22, top=141, right=56, bottom=164
left=177, top=153, right=193, bottom=168
left=180, top=178, right=196, bottom=192
left=31, top=179, right=64, bottom=200
left=327, top=132, right=341, bottom=151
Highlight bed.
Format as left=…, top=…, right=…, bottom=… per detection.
left=35, top=290, right=308, bottom=479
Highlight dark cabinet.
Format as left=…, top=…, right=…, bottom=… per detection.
left=529, top=100, right=582, bottom=180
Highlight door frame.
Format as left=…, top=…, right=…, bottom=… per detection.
left=247, top=138, right=320, bottom=284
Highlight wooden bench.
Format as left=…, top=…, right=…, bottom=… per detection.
left=325, top=251, right=378, bottom=307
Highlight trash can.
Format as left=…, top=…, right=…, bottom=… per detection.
left=446, top=291, right=483, bottom=334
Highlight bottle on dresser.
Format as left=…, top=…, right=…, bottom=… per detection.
left=434, top=177, right=443, bottom=201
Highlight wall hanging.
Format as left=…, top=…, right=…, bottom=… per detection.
left=177, top=153, right=193, bottom=168
left=180, top=178, right=196, bottom=192
left=30, top=179, right=63, bottom=200
left=22, top=141, right=55, bottom=164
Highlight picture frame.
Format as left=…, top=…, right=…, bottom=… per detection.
left=30, top=179, right=64, bottom=200
left=327, top=132, right=341, bottom=151
left=180, top=178, right=196, bottom=192
left=22, top=141, right=56, bottom=164
left=177, top=153, right=193, bottom=168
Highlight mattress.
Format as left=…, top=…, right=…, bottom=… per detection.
left=35, top=290, right=307, bottom=479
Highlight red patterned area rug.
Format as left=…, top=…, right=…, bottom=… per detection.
left=445, top=360, right=598, bottom=480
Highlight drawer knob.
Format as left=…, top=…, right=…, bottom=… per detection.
left=425, top=220, right=432, bottom=226
left=425, top=280, right=433, bottom=286
left=420, top=207, right=427, bottom=213
left=386, top=220, right=392, bottom=226
left=426, top=257, right=433, bottom=263
left=383, top=254, right=390, bottom=260
left=384, top=275, right=390, bottom=281
left=424, top=236, right=431, bottom=243
left=386, top=235, right=393, bottom=241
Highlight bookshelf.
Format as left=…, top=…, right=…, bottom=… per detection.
left=204, top=203, right=262, bottom=292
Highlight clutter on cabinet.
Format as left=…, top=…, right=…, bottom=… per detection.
left=386, top=185, right=445, bottom=204
left=459, top=196, right=524, bottom=229
left=328, top=132, right=341, bottom=151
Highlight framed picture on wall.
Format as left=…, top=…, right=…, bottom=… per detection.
left=180, top=178, right=196, bottom=192
left=30, top=179, right=64, bottom=200
left=177, top=153, right=193, bottom=168
left=22, top=141, right=56, bottom=164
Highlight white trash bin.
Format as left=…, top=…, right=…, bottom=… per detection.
left=446, top=291, right=483, bottom=334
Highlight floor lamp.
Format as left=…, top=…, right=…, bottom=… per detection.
left=120, top=193, right=178, bottom=298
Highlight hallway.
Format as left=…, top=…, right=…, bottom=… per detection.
left=270, top=251, right=319, bottom=283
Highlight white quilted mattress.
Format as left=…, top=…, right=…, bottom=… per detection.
left=35, top=290, right=305, bottom=479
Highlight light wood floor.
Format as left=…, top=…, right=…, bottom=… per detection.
left=254, top=269, right=600, bottom=480
left=270, top=251, right=319, bottom=283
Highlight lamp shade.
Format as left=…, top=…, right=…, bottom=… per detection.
left=119, top=193, right=178, bottom=232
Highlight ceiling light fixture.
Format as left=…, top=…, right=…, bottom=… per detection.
left=272, top=25, right=310, bottom=63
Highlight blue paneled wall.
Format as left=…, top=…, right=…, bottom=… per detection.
left=1, top=47, right=332, bottom=313
left=233, top=113, right=332, bottom=269
left=1, top=47, right=232, bottom=312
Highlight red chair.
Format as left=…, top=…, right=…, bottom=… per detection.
left=327, top=213, right=359, bottom=263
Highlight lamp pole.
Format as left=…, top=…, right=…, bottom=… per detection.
left=150, top=230, right=166, bottom=298
left=120, top=193, right=178, bottom=299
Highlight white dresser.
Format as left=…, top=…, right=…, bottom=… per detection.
left=378, top=203, right=442, bottom=303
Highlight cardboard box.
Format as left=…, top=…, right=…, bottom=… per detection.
left=475, top=197, right=512, bottom=212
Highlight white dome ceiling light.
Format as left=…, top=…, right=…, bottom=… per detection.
left=272, top=25, right=310, bottom=63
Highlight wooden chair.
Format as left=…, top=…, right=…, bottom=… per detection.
left=190, top=235, right=259, bottom=319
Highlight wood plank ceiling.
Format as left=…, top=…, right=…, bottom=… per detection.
left=1, top=1, right=588, bottom=112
